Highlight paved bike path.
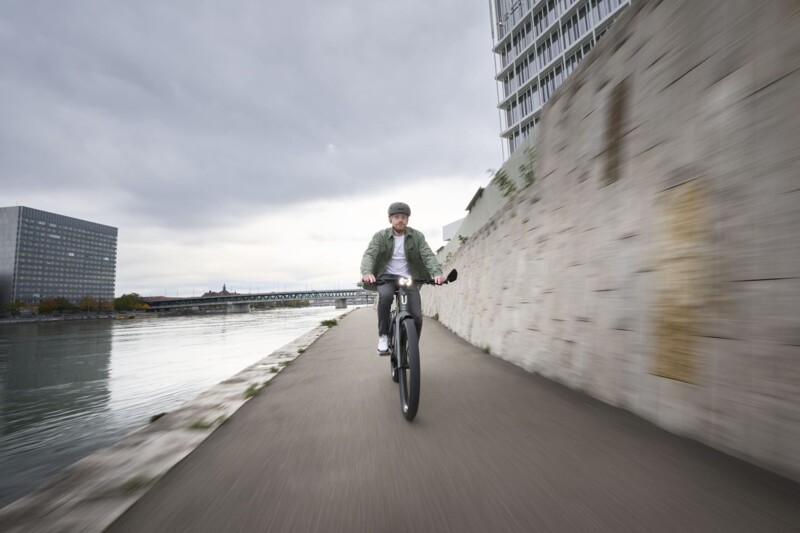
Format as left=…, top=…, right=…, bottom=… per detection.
left=110, top=307, right=800, bottom=532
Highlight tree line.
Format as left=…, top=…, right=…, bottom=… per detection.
left=4, top=293, right=150, bottom=316
left=4, top=293, right=315, bottom=316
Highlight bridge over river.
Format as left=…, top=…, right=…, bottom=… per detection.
left=144, top=288, right=373, bottom=312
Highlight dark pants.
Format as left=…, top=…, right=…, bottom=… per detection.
left=377, top=274, right=423, bottom=338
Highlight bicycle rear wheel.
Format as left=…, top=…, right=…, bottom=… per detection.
left=397, top=318, right=420, bottom=421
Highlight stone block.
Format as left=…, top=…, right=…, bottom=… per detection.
left=708, top=383, right=759, bottom=460
left=651, top=376, right=711, bottom=438
left=611, top=329, right=643, bottom=410
left=746, top=279, right=800, bottom=346
left=737, top=390, right=800, bottom=473
left=706, top=336, right=747, bottom=394
left=748, top=342, right=800, bottom=402
left=702, top=337, right=799, bottom=469
left=697, top=282, right=751, bottom=342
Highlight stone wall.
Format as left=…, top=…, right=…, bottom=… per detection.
left=424, top=0, right=800, bottom=481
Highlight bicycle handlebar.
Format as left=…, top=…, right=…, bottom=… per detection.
left=372, top=268, right=458, bottom=287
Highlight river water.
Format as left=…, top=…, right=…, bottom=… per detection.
left=0, top=306, right=351, bottom=508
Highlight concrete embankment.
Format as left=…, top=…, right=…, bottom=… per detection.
left=424, top=0, right=800, bottom=482
left=0, top=313, right=349, bottom=533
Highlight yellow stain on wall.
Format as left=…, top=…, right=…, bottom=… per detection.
left=653, top=179, right=708, bottom=383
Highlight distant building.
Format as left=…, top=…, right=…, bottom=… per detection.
left=442, top=218, right=464, bottom=242
left=202, top=284, right=237, bottom=297
left=490, top=0, right=630, bottom=155
left=0, top=206, right=118, bottom=306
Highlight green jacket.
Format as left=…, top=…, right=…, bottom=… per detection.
left=360, top=227, right=443, bottom=290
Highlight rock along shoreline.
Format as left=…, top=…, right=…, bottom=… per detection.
left=0, top=311, right=350, bottom=533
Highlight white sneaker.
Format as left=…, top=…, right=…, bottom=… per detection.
left=377, top=335, right=389, bottom=354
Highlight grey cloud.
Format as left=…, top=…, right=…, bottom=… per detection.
left=1, top=0, right=499, bottom=228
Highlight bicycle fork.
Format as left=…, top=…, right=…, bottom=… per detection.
left=393, top=288, right=413, bottom=369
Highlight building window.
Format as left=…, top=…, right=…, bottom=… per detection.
left=591, top=0, right=610, bottom=24
left=563, top=13, right=579, bottom=49
left=565, top=48, right=583, bottom=75
left=578, top=4, right=591, bottom=33
left=550, top=30, right=562, bottom=58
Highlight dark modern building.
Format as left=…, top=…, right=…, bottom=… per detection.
left=0, top=206, right=117, bottom=307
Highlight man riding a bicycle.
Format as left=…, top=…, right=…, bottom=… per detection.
left=361, top=202, right=445, bottom=355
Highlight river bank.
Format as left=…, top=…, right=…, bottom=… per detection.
left=0, top=313, right=132, bottom=326
left=0, top=308, right=351, bottom=532
left=0, top=304, right=311, bottom=326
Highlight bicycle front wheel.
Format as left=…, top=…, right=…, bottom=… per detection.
left=397, top=318, right=420, bottom=421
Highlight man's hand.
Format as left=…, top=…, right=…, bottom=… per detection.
left=362, top=273, right=377, bottom=284
left=433, top=275, right=446, bottom=285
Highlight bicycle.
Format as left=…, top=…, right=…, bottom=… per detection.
left=378, top=269, right=458, bottom=421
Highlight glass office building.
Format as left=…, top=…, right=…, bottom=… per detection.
left=0, top=206, right=117, bottom=306
left=491, top=0, right=630, bottom=155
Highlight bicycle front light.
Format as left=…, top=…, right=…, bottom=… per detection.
left=399, top=277, right=413, bottom=287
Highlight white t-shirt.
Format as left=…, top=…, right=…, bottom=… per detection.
left=385, top=234, right=411, bottom=277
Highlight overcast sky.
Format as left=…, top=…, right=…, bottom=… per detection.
left=1, top=0, right=502, bottom=296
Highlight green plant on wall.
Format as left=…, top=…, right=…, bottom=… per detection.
left=489, top=146, right=536, bottom=200
left=490, top=168, right=517, bottom=198
left=520, top=146, right=536, bottom=188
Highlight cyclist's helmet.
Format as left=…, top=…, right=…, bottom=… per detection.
left=388, top=202, right=411, bottom=217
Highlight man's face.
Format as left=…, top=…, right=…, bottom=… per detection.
left=389, top=213, right=408, bottom=234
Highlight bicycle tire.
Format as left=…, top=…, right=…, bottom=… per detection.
left=397, top=317, right=420, bottom=420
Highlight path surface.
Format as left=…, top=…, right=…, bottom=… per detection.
left=110, top=307, right=800, bottom=532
